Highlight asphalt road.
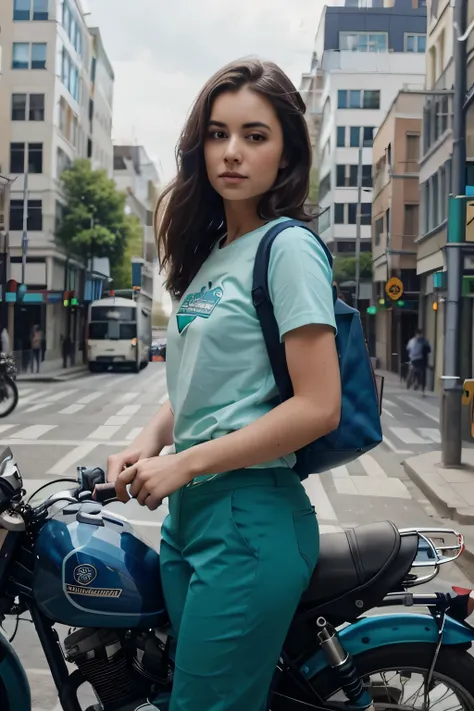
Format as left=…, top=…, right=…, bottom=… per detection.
left=1, top=364, right=472, bottom=710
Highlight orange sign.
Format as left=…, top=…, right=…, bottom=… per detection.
left=385, top=277, right=404, bottom=301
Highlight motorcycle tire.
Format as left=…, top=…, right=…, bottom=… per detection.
left=0, top=676, right=10, bottom=711
left=311, top=643, right=474, bottom=708
left=0, top=375, right=18, bottom=418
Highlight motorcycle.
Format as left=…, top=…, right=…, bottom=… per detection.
left=0, top=354, right=18, bottom=417
left=1, top=446, right=474, bottom=711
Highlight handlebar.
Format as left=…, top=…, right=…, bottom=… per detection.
left=93, top=482, right=117, bottom=503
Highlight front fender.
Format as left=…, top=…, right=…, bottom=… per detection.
left=301, top=613, right=474, bottom=680
left=0, top=628, right=31, bottom=710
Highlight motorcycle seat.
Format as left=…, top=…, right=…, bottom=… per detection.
left=298, top=521, right=418, bottom=621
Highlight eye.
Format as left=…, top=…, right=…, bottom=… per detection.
left=208, top=130, right=227, bottom=140
left=247, top=133, right=266, bottom=142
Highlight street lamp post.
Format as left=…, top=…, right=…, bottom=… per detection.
left=440, top=0, right=468, bottom=467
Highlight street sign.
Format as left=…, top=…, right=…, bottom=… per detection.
left=385, top=277, right=404, bottom=301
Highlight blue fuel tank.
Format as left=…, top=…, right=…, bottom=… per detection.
left=32, top=503, right=167, bottom=629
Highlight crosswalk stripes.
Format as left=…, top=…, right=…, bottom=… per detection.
left=330, top=458, right=411, bottom=499
left=13, top=424, right=56, bottom=440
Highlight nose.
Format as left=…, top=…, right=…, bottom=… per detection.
left=223, top=135, right=243, bottom=165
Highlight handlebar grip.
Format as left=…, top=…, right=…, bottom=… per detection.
left=93, top=482, right=117, bottom=503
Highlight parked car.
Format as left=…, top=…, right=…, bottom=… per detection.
left=150, top=340, right=166, bottom=361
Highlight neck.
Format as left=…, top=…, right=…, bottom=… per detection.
left=223, top=199, right=266, bottom=245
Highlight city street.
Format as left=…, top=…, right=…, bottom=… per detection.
left=2, top=365, right=473, bottom=710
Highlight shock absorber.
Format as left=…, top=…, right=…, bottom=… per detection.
left=316, top=617, right=375, bottom=711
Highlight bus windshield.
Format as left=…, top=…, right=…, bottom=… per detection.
left=88, top=322, right=137, bottom=341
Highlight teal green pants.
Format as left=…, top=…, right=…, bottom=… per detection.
left=159, top=467, right=319, bottom=711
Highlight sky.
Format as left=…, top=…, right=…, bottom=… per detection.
left=86, top=0, right=325, bottom=182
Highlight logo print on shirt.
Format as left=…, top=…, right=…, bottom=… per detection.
left=176, top=282, right=223, bottom=334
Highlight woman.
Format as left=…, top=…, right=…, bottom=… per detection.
left=107, top=58, right=341, bottom=711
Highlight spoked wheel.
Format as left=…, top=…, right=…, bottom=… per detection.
left=312, top=644, right=474, bottom=711
left=0, top=374, right=18, bottom=417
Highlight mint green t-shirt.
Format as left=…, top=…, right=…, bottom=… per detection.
left=166, top=217, right=336, bottom=479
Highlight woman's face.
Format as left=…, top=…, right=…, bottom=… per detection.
left=204, top=86, right=285, bottom=204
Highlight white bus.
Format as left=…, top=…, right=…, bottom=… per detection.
left=87, top=295, right=152, bottom=372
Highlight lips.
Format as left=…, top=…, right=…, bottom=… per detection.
left=219, top=172, right=247, bottom=179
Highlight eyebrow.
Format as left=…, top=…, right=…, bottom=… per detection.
left=208, top=120, right=272, bottom=131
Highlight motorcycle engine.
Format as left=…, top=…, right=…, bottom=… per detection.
left=64, top=627, right=170, bottom=709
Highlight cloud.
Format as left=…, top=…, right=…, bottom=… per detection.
left=87, top=0, right=323, bottom=179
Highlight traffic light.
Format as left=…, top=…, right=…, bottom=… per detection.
left=367, top=306, right=377, bottom=315
left=397, top=300, right=405, bottom=307
left=63, top=290, right=78, bottom=307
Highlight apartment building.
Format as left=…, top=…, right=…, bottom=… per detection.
left=418, top=0, right=474, bottom=389
left=312, top=0, right=426, bottom=259
left=0, top=0, right=114, bottom=358
left=372, top=90, right=425, bottom=373
left=113, top=144, right=159, bottom=302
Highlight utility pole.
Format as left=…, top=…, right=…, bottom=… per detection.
left=354, top=142, right=363, bottom=311
left=21, top=172, right=28, bottom=286
left=440, top=0, right=468, bottom=467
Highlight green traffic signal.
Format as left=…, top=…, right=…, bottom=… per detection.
left=367, top=306, right=377, bottom=315
left=397, top=300, right=405, bottom=307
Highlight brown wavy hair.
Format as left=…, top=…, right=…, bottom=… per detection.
left=155, top=58, right=313, bottom=299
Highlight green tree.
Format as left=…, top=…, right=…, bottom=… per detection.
left=110, top=214, right=144, bottom=289
left=308, top=167, right=319, bottom=204
left=57, top=159, right=129, bottom=266
left=333, top=252, right=373, bottom=283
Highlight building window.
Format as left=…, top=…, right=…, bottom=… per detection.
left=405, top=133, right=420, bottom=172
left=57, top=147, right=72, bottom=177
left=61, top=47, right=80, bottom=101
left=374, top=216, right=384, bottom=246
left=9, top=201, right=24, bottom=230
left=13, top=0, right=48, bottom=20
left=10, top=143, right=25, bottom=173
left=361, top=203, right=372, bottom=225
left=13, top=0, right=30, bottom=21
left=33, top=0, right=49, bottom=21
left=28, top=200, right=43, bottom=230
left=350, top=127, right=360, bottom=147
left=319, top=173, right=331, bottom=202
left=338, top=90, right=380, bottom=110
left=12, top=43, right=29, bottom=69
left=404, top=204, right=419, bottom=236
left=348, top=204, right=357, bottom=224
left=337, top=126, right=345, bottom=147
left=31, top=42, right=47, bottom=69
left=28, top=143, right=43, bottom=173
left=11, top=94, right=27, bottom=120
left=336, top=165, right=346, bottom=187
left=319, top=207, right=331, bottom=234
left=339, top=32, right=387, bottom=52
left=363, top=90, right=380, bottom=109
left=335, top=203, right=345, bottom=224
left=405, top=34, right=427, bottom=53
left=29, top=94, right=45, bottom=121
left=363, top=126, right=375, bottom=146
left=362, top=165, right=372, bottom=187
left=9, top=199, right=43, bottom=231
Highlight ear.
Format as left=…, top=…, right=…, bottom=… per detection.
left=279, top=154, right=289, bottom=171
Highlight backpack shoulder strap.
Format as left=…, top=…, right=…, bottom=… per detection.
left=252, top=219, right=334, bottom=402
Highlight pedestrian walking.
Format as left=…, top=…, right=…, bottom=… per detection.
left=406, top=328, right=431, bottom=395
left=106, top=58, right=341, bottom=711
left=31, top=324, right=42, bottom=373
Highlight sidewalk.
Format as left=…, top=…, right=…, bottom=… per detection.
left=403, top=449, right=474, bottom=567
left=16, top=357, right=87, bottom=382
left=376, top=368, right=440, bottom=416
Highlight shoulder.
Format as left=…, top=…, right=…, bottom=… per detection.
left=268, top=224, right=332, bottom=276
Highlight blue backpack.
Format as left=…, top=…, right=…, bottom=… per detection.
left=252, top=219, right=383, bottom=480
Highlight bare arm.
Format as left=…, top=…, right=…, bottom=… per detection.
left=182, top=324, right=340, bottom=478
left=131, top=400, right=174, bottom=457
left=107, top=400, right=174, bottom=481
